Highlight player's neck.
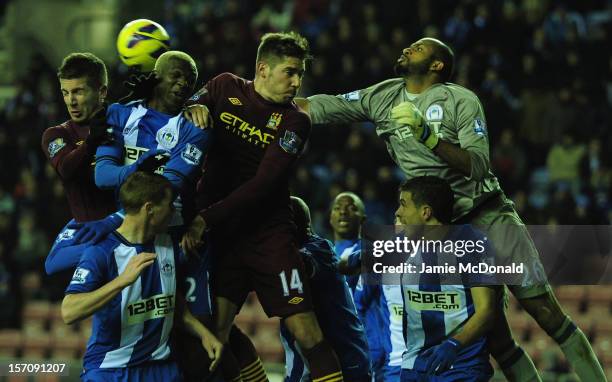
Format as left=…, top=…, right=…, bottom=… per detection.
left=334, top=232, right=360, bottom=243
left=403, top=75, right=437, bottom=94
left=116, top=216, right=154, bottom=244
left=147, top=98, right=181, bottom=116
left=253, top=78, right=278, bottom=103
left=422, top=224, right=448, bottom=241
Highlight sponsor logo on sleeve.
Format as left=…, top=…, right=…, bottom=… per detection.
left=279, top=130, right=303, bottom=154
left=181, top=143, right=203, bottom=165
left=48, top=138, right=66, bottom=158
left=474, top=118, right=486, bottom=136
left=70, top=267, right=90, bottom=285
left=228, top=97, right=242, bottom=105
left=342, top=90, right=360, bottom=101
left=425, top=104, right=444, bottom=121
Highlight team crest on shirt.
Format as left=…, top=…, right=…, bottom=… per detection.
left=266, top=113, right=282, bottom=130
left=181, top=143, right=203, bottom=165
left=156, top=125, right=179, bottom=149
left=425, top=104, right=444, bottom=121
left=70, top=267, right=90, bottom=285
left=279, top=131, right=303, bottom=154
left=48, top=138, right=66, bottom=158
left=161, top=262, right=174, bottom=275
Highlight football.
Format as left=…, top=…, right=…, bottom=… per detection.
left=116, top=19, right=170, bottom=72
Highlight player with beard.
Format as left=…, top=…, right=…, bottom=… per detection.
left=295, top=37, right=605, bottom=381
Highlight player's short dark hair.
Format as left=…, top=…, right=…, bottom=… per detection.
left=256, top=31, right=312, bottom=66
left=428, top=40, right=455, bottom=82
left=399, top=176, right=454, bottom=224
left=119, top=172, right=172, bottom=214
left=290, top=196, right=311, bottom=245
left=57, top=52, right=108, bottom=89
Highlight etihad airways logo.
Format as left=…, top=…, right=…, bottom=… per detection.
left=220, top=112, right=276, bottom=148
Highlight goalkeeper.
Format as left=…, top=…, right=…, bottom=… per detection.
left=295, top=38, right=605, bottom=382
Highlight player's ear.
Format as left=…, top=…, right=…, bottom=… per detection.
left=143, top=202, right=154, bottom=216
left=421, top=205, right=433, bottom=222
left=430, top=60, right=444, bottom=75
left=256, top=61, right=269, bottom=79
left=98, top=85, right=108, bottom=103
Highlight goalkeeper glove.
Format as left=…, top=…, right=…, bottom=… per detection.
left=390, top=101, right=439, bottom=150
left=422, top=337, right=461, bottom=375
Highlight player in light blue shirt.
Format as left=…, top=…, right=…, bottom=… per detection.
left=62, top=172, right=221, bottom=382
left=394, top=176, right=497, bottom=382
left=330, top=192, right=406, bottom=381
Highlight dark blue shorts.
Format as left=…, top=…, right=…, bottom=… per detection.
left=81, top=361, right=181, bottom=382
left=400, top=365, right=492, bottom=382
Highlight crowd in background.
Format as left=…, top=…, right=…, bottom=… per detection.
left=0, top=0, right=610, bottom=373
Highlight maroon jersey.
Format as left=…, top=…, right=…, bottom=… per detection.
left=191, top=73, right=311, bottom=231
left=41, top=120, right=116, bottom=222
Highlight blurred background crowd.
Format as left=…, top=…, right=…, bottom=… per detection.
left=0, top=0, right=610, bottom=380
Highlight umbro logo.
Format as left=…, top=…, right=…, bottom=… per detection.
left=288, top=297, right=303, bottom=305
left=228, top=97, right=242, bottom=105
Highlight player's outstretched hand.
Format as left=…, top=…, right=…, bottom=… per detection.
left=200, top=327, right=223, bottom=372
left=135, top=149, right=171, bottom=173
left=183, top=104, right=213, bottom=129
left=422, top=338, right=461, bottom=375
left=390, top=102, right=439, bottom=150
left=118, top=252, right=157, bottom=287
left=69, top=214, right=123, bottom=244
left=181, top=215, right=207, bottom=257
left=119, top=72, right=160, bottom=104
left=86, top=107, right=114, bottom=148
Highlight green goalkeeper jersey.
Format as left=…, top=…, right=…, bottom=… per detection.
left=308, top=78, right=503, bottom=220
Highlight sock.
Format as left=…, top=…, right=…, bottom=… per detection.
left=240, top=358, right=267, bottom=382
left=229, top=325, right=268, bottom=382
left=553, top=318, right=606, bottom=381
left=220, top=348, right=243, bottom=382
left=496, top=342, right=542, bottom=382
left=301, top=340, right=343, bottom=382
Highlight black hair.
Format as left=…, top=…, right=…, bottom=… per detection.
left=57, top=52, right=108, bottom=89
left=399, top=176, right=454, bottom=224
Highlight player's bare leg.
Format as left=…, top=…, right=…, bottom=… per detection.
left=488, top=300, right=542, bottom=382
left=518, top=291, right=606, bottom=381
left=284, top=311, right=343, bottom=381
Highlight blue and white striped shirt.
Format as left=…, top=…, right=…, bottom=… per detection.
left=66, top=232, right=178, bottom=370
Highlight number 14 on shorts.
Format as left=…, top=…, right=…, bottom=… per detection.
left=279, top=269, right=303, bottom=296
